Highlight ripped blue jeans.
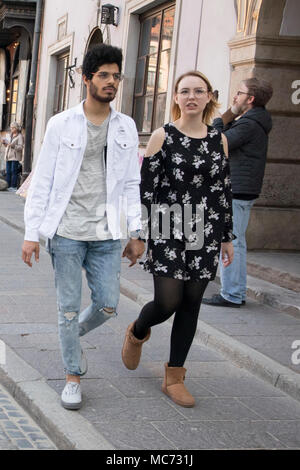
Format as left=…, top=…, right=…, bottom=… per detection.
left=49, top=234, right=121, bottom=376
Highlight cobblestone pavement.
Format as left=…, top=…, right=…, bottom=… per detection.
left=0, top=383, right=56, bottom=450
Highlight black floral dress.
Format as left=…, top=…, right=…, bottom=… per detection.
left=140, top=123, right=235, bottom=282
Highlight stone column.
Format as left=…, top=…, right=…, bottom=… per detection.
left=228, top=0, right=300, bottom=249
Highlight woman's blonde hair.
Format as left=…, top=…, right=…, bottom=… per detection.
left=171, top=71, right=220, bottom=125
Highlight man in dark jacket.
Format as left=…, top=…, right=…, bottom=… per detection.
left=203, top=77, right=273, bottom=307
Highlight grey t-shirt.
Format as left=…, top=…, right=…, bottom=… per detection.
left=57, top=115, right=112, bottom=241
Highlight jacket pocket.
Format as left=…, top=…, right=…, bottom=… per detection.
left=60, top=137, right=82, bottom=150
left=53, top=137, right=82, bottom=189
left=113, top=136, right=135, bottom=180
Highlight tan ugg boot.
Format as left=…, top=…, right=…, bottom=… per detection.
left=162, top=362, right=195, bottom=408
left=122, top=321, right=151, bottom=370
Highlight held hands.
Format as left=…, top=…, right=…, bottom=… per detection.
left=122, top=239, right=145, bottom=267
left=221, top=242, right=234, bottom=268
left=22, top=241, right=40, bottom=267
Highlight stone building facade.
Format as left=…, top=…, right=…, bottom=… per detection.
left=228, top=0, right=300, bottom=250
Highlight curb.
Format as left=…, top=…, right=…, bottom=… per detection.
left=120, top=277, right=300, bottom=404
left=213, top=274, right=300, bottom=319
left=0, top=215, right=26, bottom=238
left=247, top=261, right=300, bottom=293
left=195, top=320, right=300, bottom=403
left=0, top=344, right=115, bottom=450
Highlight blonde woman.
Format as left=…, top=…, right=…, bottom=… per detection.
left=4, top=122, right=23, bottom=192
left=122, top=71, right=235, bottom=407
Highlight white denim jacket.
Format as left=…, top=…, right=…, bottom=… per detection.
left=24, top=101, right=142, bottom=242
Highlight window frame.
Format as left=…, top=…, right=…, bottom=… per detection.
left=133, top=1, right=175, bottom=136
left=53, top=51, right=70, bottom=116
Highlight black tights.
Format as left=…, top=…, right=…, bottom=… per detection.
left=134, top=276, right=209, bottom=367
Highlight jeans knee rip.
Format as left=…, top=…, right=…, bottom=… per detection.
left=64, top=311, right=77, bottom=321
left=103, top=307, right=115, bottom=315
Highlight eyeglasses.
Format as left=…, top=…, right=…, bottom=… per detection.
left=236, top=91, right=252, bottom=96
left=91, top=71, right=123, bottom=81
left=177, top=88, right=208, bottom=98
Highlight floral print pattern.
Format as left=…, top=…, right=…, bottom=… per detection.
left=140, top=123, right=235, bottom=282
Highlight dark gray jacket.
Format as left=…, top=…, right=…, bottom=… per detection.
left=213, top=107, right=272, bottom=195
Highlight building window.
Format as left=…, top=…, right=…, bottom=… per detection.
left=133, top=3, right=175, bottom=134
left=53, top=52, right=69, bottom=115
left=10, top=78, right=19, bottom=124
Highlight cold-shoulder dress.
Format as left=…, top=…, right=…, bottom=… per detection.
left=140, top=122, right=235, bottom=282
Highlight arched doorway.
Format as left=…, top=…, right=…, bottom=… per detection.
left=81, top=27, right=103, bottom=100
left=229, top=0, right=300, bottom=250
left=0, top=25, right=32, bottom=130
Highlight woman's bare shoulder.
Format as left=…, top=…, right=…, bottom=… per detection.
left=144, top=127, right=166, bottom=158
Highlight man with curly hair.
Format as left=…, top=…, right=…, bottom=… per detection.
left=22, top=44, right=144, bottom=410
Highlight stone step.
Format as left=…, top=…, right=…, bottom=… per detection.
left=214, top=274, right=300, bottom=318
left=246, top=275, right=300, bottom=318
left=247, top=260, right=300, bottom=293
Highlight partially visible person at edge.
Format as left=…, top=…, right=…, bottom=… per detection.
left=121, top=70, right=235, bottom=408
left=21, top=44, right=144, bottom=411
left=3, top=122, right=23, bottom=192
left=203, top=77, right=273, bottom=308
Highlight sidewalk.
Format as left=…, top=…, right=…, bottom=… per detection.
left=0, top=192, right=300, bottom=450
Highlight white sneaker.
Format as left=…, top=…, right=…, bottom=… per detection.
left=61, top=382, right=82, bottom=410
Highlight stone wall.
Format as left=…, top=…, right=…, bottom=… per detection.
left=229, top=0, right=300, bottom=250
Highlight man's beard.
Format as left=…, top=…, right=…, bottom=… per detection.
left=89, top=81, right=116, bottom=103
left=233, top=99, right=250, bottom=116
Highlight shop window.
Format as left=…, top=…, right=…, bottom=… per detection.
left=10, top=78, right=19, bottom=124
left=133, top=3, right=175, bottom=134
